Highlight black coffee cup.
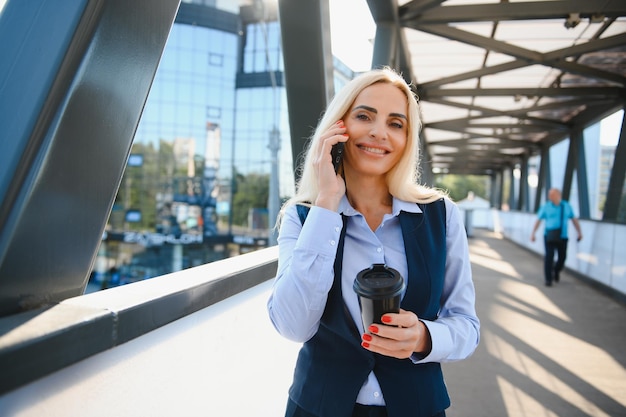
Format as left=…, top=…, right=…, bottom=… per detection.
left=353, top=264, right=405, bottom=329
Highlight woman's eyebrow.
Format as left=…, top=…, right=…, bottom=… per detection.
left=353, top=105, right=377, bottom=113
left=352, top=105, right=407, bottom=120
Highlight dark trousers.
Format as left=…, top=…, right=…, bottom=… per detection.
left=286, top=398, right=446, bottom=417
left=544, top=237, right=568, bottom=284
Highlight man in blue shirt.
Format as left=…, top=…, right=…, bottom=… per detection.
left=531, top=188, right=583, bottom=286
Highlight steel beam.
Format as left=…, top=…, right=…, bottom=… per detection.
left=603, top=108, right=626, bottom=221
left=0, top=0, right=180, bottom=317
left=574, top=129, right=591, bottom=219
left=278, top=0, right=334, bottom=178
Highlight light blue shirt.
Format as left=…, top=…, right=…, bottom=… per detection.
left=268, top=196, right=480, bottom=406
left=537, top=201, right=575, bottom=238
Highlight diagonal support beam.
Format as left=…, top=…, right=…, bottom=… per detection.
left=402, top=0, right=626, bottom=23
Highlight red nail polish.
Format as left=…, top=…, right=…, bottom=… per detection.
left=382, top=316, right=392, bottom=324
left=369, top=325, right=379, bottom=333
left=362, top=342, right=370, bottom=348
left=363, top=334, right=372, bottom=342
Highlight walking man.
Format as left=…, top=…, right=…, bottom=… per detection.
left=531, top=188, right=583, bottom=286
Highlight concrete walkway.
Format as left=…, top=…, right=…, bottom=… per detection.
left=444, top=229, right=626, bottom=417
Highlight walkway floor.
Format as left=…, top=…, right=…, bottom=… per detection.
left=443, top=229, right=626, bottom=417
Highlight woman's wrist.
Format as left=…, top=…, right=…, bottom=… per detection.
left=314, top=195, right=340, bottom=212
left=415, top=320, right=433, bottom=356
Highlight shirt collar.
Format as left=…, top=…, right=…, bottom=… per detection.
left=338, top=195, right=422, bottom=217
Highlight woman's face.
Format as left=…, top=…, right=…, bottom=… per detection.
left=342, top=82, right=408, bottom=178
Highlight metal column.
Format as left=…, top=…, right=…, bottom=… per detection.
left=574, top=128, right=590, bottom=218
left=604, top=107, right=626, bottom=221
left=278, top=0, right=334, bottom=179
left=0, top=0, right=180, bottom=316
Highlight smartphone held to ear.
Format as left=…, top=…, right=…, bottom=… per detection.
left=331, top=142, right=344, bottom=173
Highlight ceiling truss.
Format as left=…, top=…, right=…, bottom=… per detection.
left=367, top=0, right=626, bottom=175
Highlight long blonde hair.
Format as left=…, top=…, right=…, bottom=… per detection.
left=279, top=67, right=445, bottom=222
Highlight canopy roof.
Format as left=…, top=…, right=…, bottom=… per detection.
left=368, top=0, right=626, bottom=175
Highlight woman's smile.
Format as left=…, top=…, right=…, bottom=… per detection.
left=357, top=144, right=389, bottom=155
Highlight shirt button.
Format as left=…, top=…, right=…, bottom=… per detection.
left=330, top=240, right=336, bottom=246
left=334, top=226, right=340, bottom=233
left=374, top=392, right=380, bottom=398
left=376, top=247, right=382, bottom=253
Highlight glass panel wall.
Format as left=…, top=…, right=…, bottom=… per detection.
left=89, top=3, right=290, bottom=290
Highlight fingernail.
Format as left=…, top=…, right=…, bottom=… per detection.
left=382, top=316, right=392, bottom=324
left=336, top=120, right=343, bottom=125
left=363, top=334, right=372, bottom=342
left=361, top=342, right=370, bottom=348
left=369, top=325, right=379, bottom=333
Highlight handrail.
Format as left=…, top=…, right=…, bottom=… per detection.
left=0, top=246, right=278, bottom=395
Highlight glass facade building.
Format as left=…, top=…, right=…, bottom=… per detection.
left=92, top=1, right=354, bottom=289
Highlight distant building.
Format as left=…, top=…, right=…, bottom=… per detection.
left=98, top=1, right=355, bottom=283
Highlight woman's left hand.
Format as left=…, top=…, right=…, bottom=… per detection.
left=360, top=309, right=432, bottom=359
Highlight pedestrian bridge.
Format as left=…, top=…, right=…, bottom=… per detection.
left=1, top=1, right=626, bottom=416
left=1, top=215, right=625, bottom=416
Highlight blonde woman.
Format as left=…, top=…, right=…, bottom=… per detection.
left=268, top=68, right=480, bottom=417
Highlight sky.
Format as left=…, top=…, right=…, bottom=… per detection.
left=328, top=0, right=375, bottom=72
left=600, top=110, right=623, bottom=146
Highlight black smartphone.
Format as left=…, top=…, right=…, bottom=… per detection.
left=331, top=142, right=344, bottom=173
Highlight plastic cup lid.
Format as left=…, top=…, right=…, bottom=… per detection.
left=353, top=263, right=405, bottom=299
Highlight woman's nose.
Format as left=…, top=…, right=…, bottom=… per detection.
left=369, top=121, right=387, bottom=140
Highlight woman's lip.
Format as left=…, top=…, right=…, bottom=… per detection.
left=357, top=144, right=390, bottom=154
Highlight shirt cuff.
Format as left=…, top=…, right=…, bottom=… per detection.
left=295, top=206, right=343, bottom=255
left=410, top=320, right=452, bottom=364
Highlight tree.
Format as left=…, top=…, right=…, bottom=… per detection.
left=232, top=172, right=270, bottom=226
left=434, top=174, right=489, bottom=202
left=113, top=140, right=181, bottom=232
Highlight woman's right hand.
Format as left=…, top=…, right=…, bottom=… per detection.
left=314, top=120, right=349, bottom=211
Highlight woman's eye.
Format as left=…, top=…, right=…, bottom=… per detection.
left=390, top=121, right=404, bottom=129
left=356, top=113, right=369, bottom=121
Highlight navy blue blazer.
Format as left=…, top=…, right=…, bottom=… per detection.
left=290, top=199, right=449, bottom=417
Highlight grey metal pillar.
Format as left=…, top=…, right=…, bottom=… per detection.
left=519, top=153, right=530, bottom=212
left=278, top=0, right=334, bottom=179
left=562, top=127, right=590, bottom=218
left=534, top=147, right=550, bottom=212
left=489, top=171, right=501, bottom=209
left=372, top=22, right=398, bottom=69
left=367, top=0, right=417, bottom=81
left=562, top=133, right=578, bottom=202
left=0, top=0, right=180, bottom=317
left=507, top=166, right=516, bottom=210
left=497, top=170, right=504, bottom=209
left=574, top=128, right=590, bottom=218
left=604, top=108, right=626, bottom=221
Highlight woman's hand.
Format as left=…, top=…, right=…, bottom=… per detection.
left=314, top=120, right=349, bottom=211
left=360, top=309, right=432, bottom=360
